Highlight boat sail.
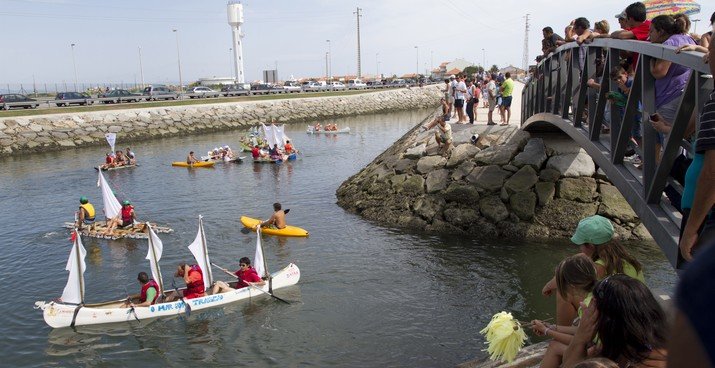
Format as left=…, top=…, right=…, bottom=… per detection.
left=97, top=170, right=121, bottom=220
left=187, top=215, right=213, bottom=288
left=36, top=219, right=301, bottom=328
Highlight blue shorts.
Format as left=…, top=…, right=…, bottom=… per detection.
left=83, top=218, right=95, bottom=224
left=502, top=96, right=513, bottom=107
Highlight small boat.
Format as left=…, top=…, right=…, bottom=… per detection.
left=95, top=164, right=138, bottom=171
left=240, top=216, right=309, bottom=237
left=36, top=218, right=300, bottom=328
left=171, top=161, right=215, bottom=168
left=306, top=126, right=351, bottom=134
left=200, top=156, right=244, bottom=164
left=253, top=157, right=281, bottom=164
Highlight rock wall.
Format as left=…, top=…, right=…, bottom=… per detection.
left=0, top=87, right=442, bottom=156
left=336, top=116, right=651, bottom=241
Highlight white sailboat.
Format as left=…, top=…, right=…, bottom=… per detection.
left=64, top=170, right=173, bottom=239
left=36, top=219, right=300, bottom=328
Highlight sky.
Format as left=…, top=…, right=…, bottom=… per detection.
left=0, top=0, right=711, bottom=88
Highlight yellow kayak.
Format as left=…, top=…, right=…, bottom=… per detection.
left=240, top=216, right=309, bottom=237
left=171, top=161, right=215, bottom=168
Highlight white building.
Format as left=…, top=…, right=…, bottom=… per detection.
left=198, top=77, right=236, bottom=86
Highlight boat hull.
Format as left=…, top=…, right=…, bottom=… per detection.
left=95, top=164, right=138, bottom=171
left=63, top=221, right=173, bottom=239
left=240, top=216, right=309, bottom=237
left=306, top=126, right=350, bottom=134
left=36, top=263, right=300, bottom=328
left=171, top=161, right=215, bottom=168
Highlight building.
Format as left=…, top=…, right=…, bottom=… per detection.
left=499, top=65, right=527, bottom=78
left=198, top=77, right=235, bottom=86
left=430, top=58, right=473, bottom=80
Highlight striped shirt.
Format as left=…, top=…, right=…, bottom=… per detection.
left=696, top=92, right=715, bottom=154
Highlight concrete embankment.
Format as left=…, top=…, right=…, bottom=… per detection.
left=336, top=120, right=651, bottom=242
left=0, top=87, right=441, bottom=156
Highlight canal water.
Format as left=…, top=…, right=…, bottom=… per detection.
left=0, top=109, right=676, bottom=367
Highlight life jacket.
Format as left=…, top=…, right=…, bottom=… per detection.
left=184, top=265, right=205, bottom=298
left=235, top=266, right=262, bottom=288
left=79, top=203, right=95, bottom=220
left=251, top=147, right=260, bottom=158
left=121, top=205, right=133, bottom=223
left=140, top=279, right=159, bottom=304
left=105, top=156, right=113, bottom=164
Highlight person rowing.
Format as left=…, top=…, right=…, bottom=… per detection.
left=211, top=257, right=265, bottom=294
left=114, top=150, right=127, bottom=167
left=76, top=196, right=96, bottom=231
left=125, top=147, right=136, bottom=165
left=103, top=200, right=137, bottom=236
left=254, top=202, right=287, bottom=230
left=122, top=271, right=160, bottom=308
left=187, top=151, right=199, bottom=165
left=313, top=122, right=322, bottom=132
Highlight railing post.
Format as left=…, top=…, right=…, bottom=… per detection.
left=640, top=55, right=658, bottom=199
left=591, top=48, right=611, bottom=142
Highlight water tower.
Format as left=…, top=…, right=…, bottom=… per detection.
left=227, top=2, right=245, bottom=84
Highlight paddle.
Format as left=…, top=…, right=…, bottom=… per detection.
left=211, top=263, right=291, bottom=304
left=171, top=279, right=192, bottom=318
left=123, top=286, right=141, bottom=323
left=240, top=209, right=290, bottom=234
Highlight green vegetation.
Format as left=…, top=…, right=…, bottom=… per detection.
left=0, top=90, right=378, bottom=118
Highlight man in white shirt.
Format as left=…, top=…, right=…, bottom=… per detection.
left=454, top=75, right=468, bottom=123
left=450, top=76, right=458, bottom=119
left=486, top=74, right=498, bottom=125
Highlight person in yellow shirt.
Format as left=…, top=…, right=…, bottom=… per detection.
left=500, top=72, right=515, bottom=126
left=76, top=196, right=95, bottom=231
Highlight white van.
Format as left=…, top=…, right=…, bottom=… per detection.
left=347, top=79, right=367, bottom=90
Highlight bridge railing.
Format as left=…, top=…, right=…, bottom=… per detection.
left=521, top=38, right=713, bottom=269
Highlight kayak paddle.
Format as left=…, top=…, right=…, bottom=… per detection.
left=171, top=279, right=192, bottom=318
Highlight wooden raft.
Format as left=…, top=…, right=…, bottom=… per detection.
left=63, top=221, right=173, bottom=239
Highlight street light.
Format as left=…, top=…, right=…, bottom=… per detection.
left=414, top=46, right=419, bottom=76
left=482, top=48, right=486, bottom=72
left=229, top=48, right=233, bottom=79
left=172, top=29, right=183, bottom=93
left=376, top=52, right=379, bottom=78
left=70, top=43, right=78, bottom=92
left=326, top=39, right=331, bottom=81
left=138, top=46, right=145, bottom=89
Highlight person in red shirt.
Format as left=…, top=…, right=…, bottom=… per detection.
left=600, top=2, right=651, bottom=72
left=166, top=263, right=206, bottom=301
left=211, top=257, right=265, bottom=294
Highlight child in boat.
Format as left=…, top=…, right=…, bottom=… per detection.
left=211, top=257, right=265, bottom=294
left=101, top=153, right=114, bottom=170
left=125, top=147, right=136, bottom=165
left=314, top=123, right=322, bottom=131
left=103, top=200, right=137, bottom=236
left=531, top=254, right=597, bottom=368
left=114, top=150, right=127, bottom=167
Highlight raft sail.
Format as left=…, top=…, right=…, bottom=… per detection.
left=187, top=215, right=213, bottom=288
left=60, top=230, right=87, bottom=304
left=254, top=227, right=267, bottom=278
left=146, top=223, right=165, bottom=295
left=97, top=170, right=121, bottom=220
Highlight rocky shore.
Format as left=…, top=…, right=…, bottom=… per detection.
left=336, top=116, right=651, bottom=241
left=0, top=87, right=441, bottom=156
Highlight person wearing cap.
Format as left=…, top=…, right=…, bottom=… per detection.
left=76, top=196, right=96, bottom=231
left=542, top=215, right=644, bottom=326
left=103, top=200, right=137, bottom=236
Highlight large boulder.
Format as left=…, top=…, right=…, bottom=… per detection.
left=479, top=195, right=509, bottom=223
left=545, top=151, right=596, bottom=177
left=426, top=169, right=449, bottom=193
left=510, top=191, right=537, bottom=220
left=598, top=184, right=638, bottom=223
left=557, top=177, right=598, bottom=202
left=446, top=143, right=480, bottom=168
left=474, top=144, right=521, bottom=166
left=416, top=155, right=447, bottom=174
left=443, top=208, right=480, bottom=228
left=413, top=196, right=446, bottom=221
left=466, top=165, right=511, bottom=192
left=393, top=158, right=415, bottom=174
left=444, top=183, right=481, bottom=204
left=512, top=138, right=547, bottom=169
left=404, top=143, right=427, bottom=159
left=539, top=168, right=562, bottom=182
left=535, top=182, right=556, bottom=206
left=535, top=199, right=599, bottom=232
left=452, top=161, right=476, bottom=181
left=401, top=175, right=425, bottom=194
left=504, top=165, right=539, bottom=194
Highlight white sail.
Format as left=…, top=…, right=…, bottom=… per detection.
left=97, top=171, right=122, bottom=220
left=60, top=231, right=87, bottom=304
left=187, top=215, right=213, bottom=288
left=105, top=133, right=116, bottom=152
left=261, top=123, right=276, bottom=147
left=146, top=224, right=165, bottom=294
left=254, top=227, right=267, bottom=278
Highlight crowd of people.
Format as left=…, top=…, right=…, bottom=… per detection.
left=441, top=72, right=515, bottom=127
left=527, top=2, right=715, bottom=367
left=100, top=147, right=136, bottom=170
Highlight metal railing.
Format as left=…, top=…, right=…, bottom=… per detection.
left=521, top=38, right=713, bottom=269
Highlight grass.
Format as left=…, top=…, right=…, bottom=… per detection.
left=0, top=89, right=380, bottom=118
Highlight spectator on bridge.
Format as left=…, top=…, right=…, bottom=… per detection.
left=607, top=66, right=642, bottom=147
left=593, top=20, right=610, bottom=37
left=590, top=2, right=651, bottom=73
left=699, top=12, right=714, bottom=48
left=542, top=26, right=565, bottom=56
left=649, top=14, right=695, bottom=161
left=679, top=31, right=715, bottom=262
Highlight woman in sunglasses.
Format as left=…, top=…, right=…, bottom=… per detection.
left=563, top=275, right=668, bottom=368
left=211, top=257, right=265, bottom=294
left=542, top=215, right=644, bottom=326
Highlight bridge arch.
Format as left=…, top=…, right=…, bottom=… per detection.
left=521, top=38, right=712, bottom=269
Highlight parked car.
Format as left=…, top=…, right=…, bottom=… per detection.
left=302, top=81, right=326, bottom=92
left=347, top=79, right=367, bottom=90
left=54, top=92, right=91, bottom=107
left=251, top=83, right=284, bottom=95
left=328, top=81, right=346, bottom=91
left=389, top=79, right=407, bottom=87
left=99, top=89, right=143, bottom=103
left=366, top=80, right=384, bottom=88
left=0, top=94, right=39, bottom=110
left=283, top=81, right=302, bottom=93
left=143, top=85, right=178, bottom=101
left=188, top=86, right=220, bottom=98
left=220, top=84, right=250, bottom=97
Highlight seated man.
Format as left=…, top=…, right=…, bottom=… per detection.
left=125, top=147, right=136, bottom=165
left=114, top=150, right=127, bottom=167
left=103, top=200, right=136, bottom=236
left=255, top=202, right=287, bottom=229
left=212, top=257, right=266, bottom=294
left=284, top=140, right=294, bottom=154
left=421, top=114, right=453, bottom=153
left=251, top=145, right=261, bottom=159
left=76, top=196, right=96, bottom=231
left=314, top=123, right=322, bottom=132
left=101, top=153, right=114, bottom=170
left=165, top=264, right=206, bottom=301
left=187, top=151, right=199, bottom=164
left=123, top=271, right=160, bottom=307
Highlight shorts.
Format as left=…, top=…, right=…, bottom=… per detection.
left=488, top=97, right=497, bottom=112
left=502, top=96, right=513, bottom=108
left=454, top=99, right=464, bottom=108
left=120, top=220, right=133, bottom=228
left=83, top=218, right=95, bottom=224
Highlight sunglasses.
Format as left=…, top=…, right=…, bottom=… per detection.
left=240, top=263, right=249, bottom=267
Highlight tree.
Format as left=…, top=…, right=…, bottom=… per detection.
left=462, top=66, right=478, bottom=76
left=477, top=66, right=485, bottom=74
left=489, top=65, right=499, bottom=74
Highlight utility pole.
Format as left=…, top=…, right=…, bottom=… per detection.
left=375, top=52, right=379, bottom=78
left=522, top=13, right=530, bottom=74
left=414, top=46, right=419, bottom=76
left=71, top=43, right=78, bottom=92
left=138, top=46, right=145, bottom=89
left=326, top=39, right=331, bottom=81
left=172, top=29, right=183, bottom=93
left=354, top=7, right=362, bottom=79
left=325, top=52, right=329, bottom=82
left=32, top=75, right=37, bottom=97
